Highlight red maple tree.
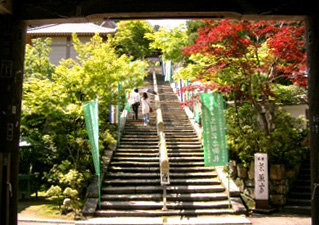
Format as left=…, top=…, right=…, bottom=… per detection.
left=182, top=19, right=306, bottom=135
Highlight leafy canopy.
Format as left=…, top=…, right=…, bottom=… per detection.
left=108, top=20, right=155, bottom=59
left=24, top=38, right=55, bottom=80
left=178, top=19, right=307, bottom=135
left=145, top=26, right=188, bottom=63
left=22, top=34, right=147, bottom=198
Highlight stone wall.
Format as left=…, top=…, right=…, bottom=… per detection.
left=230, top=160, right=300, bottom=207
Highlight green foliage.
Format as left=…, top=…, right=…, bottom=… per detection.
left=226, top=103, right=309, bottom=168
left=267, top=109, right=308, bottom=167
left=185, top=20, right=207, bottom=45
left=174, top=53, right=212, bottom=81
left=46, top=185, right=63, bottom=209
left=63, top=187, right=81, bottom=216
left=63, top=187, right=79, bottom=198
left=21, top=34, right=148, bottom=200
left=145, top=26, right=188, bottom=63
left=272, top=84, right=307, bottom=105
left=24, top=38, right=55, bottom=80
left=108, top=20, right=155, bottom=59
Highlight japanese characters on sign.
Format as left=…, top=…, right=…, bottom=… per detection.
left=255, top=153, right=269, bottom=200
left=200, top=93, right=228, bottom=167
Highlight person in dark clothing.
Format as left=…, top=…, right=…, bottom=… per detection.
left=130, top=88, right=141, bottom=120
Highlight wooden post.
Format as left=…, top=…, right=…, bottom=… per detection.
left=306, top=15, right=319, bottom=225
left=0, top=15, right=26, bottom=225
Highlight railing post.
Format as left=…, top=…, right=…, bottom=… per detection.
left=153, top=71, right=170, bottom=211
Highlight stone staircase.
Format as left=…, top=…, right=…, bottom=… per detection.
left=91, top=73, right=247, bottom=218
left=284, top=156, right=311, bottom=215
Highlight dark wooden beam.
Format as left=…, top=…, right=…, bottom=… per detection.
left=0, top=0, right=12, bottom=14
left=306, top=14, right=319, bottom=225
left=20, top=0, right=312, bottom=25
left=0, top=15, right=26, bottom=225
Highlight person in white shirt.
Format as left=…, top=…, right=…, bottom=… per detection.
left=130, top=88, right=141, bottom=120
left=141, top=92, right=150, bottom=126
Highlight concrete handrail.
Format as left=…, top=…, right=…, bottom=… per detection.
left=152, top=71, right=170, bottom=211
left=153, top=71, right=170, bottom=182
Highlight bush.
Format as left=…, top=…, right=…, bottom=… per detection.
left=226, top=103, right=309, bottom=169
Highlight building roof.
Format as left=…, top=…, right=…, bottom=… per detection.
left=27, top=23, right=116, bottom=36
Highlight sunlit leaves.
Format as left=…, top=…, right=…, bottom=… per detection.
left=108, top=20, right=155, bottom=59
left=145, top=26, right=188, bottom=63
left=24, top=38, right=56, bottom=80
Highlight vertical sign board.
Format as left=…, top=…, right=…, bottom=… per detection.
left=83, top=100, right=100, bottom=206
left=200, top=93, right=228, bottom=166
left=254, top=153, right=269, bottom=201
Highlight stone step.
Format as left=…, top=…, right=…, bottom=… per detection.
left=165, top=133, right=198, bottom=137
left=104, top=178, right=221, bottom=186
left=116, top=148, right=158, bottom=152
left=167, top=148, right=203, bottom=152
left=286, top=199, right=311, bottom=206
left=118, top=144, right=157, bottom=149
left=101, top=193, right=228, bottom=201
left=120, top=138, right=159, bottom=141
left=123, top=131, right=158, bottom=135
left=165, top=141, right=201, bottom=145
left=162, top=121, right=191, bottom=125
left=298, top=174, right=311, bottom=180
left=158, top=92, right=177, bottom=96
left=122, top=133, right=197, bottom=138
left=104, top=179, right=161, bottom=185
left=160, top=107, right=185, bottom=110
left=110, top=161, right=159, bottom=167
left=169, top=166, right=216, bottom=172
left=122, top=134, right=158, bottom=137
left=167, top=144, right=202, bottom=148
left=290, top=185, right=311, bottom=192
left=112, top=157, right=159, bottom=162
left=164, top=128, right=195, bottom=132
left=163, top=125, right=193, bottom=129
left=168, top=152, right=204, bottom=156
left=160, top=104, right=181, bottom=108
left=102, top=185, right=225, bottom=194
left=119, top=142, right=158, bottom=146
left=114, top=152, right=158, bottom=157
left=94, top=208, right=236, bottom=217
left=170, top=178, right=221, bottom=185
left=107, top=172, right=160, bottom=178
left=106, top=172, right=218, bottom=178
left=162, top=116, right=189, bottom=120
left=170, top=161, right=205, bottom=166
left=287, top=192, right=311, bottom=199
left=99, top=200, right=231, bottom=210
left=110, top=161, right=207, bottom=167
left=283, top=205, right=311, bottom=216
left=168, top=157, right=205, bottom=162
left=108, top=166, right=216, bottom=173
left=125, top=128, right=158, bottom=132
left=108, top=166, right=160, bottom=172
left=165, top=134, right=198, bottom=138
left=293, top=179, right=311, bottom=186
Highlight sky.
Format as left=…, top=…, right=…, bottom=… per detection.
left=147, top=19, right=187, bottom=28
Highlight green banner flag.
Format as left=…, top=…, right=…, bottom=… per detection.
left=165, top=61, right=172, bottom=81
left=200, top=93, right=228, bottom=166
left=124, top=92, right=132, bottom=112
left=83, top=100, right=100, bottom=205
